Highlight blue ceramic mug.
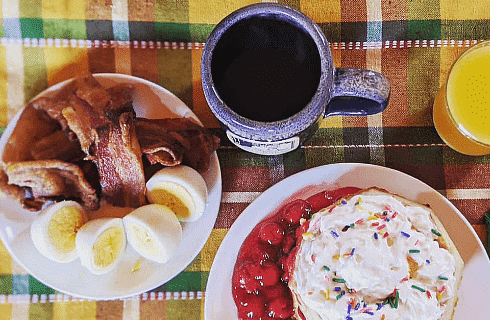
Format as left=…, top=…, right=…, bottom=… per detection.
left=201, top=3, right=390, bottom=155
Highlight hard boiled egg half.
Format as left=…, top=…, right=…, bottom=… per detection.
left=75, top=218, right=126, bottom=275
left=146, top=165, right=207, bottom=222
left=30, top=201, right=88, bottom=263
left=123, top=204, right=182, bottom=264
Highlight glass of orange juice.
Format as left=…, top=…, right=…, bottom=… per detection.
left=433, top=40, right=490, bottom=156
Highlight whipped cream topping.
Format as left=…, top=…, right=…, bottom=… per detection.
left=291, top=193, right=457, bottom=320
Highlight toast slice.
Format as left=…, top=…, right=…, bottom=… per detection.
left=289, top=187, right=464, bottom=320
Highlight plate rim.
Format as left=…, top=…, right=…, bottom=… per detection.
left=0, top=73, right=222, bottom=300
left=204, top=162, right=490, bottom=319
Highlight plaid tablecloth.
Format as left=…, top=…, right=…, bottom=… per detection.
left=1, top=0, right=490, bottom=319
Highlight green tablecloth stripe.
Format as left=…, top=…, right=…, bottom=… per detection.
left=0, top=271, right=209, bottom=296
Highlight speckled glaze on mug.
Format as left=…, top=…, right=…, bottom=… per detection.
left=201, top=3, right=390, bottom=155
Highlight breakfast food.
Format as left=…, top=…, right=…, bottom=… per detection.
left=0, top=73, right=219, bottom=274
left=5, top=160, right=99, bottom=210
left=0, top=73, right=219, bottom=211
left=75, top=217, right=127, bottom=275
left=232, top=187, right=463, bottom=320
left=30, top=200, right=88, bottom=263
left=136, top=117, right=220, bottom=172
left=146, top=165, right=207, bottom=222
left=290, top=187, right=463, bottom=320
left=232, top=187, right=360, bottom=320
left=123, top=204, right=183, bottom=263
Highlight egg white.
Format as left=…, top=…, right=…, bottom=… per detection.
left=123, top=204, right=183, bottom=264
left=146, top=165, right=208, bottom=222
left=30, top=201, right=88, bottom=263
left=75, top=218, right=127, bottom=275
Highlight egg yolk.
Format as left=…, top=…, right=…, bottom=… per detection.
left=92, top=227, right=124, bottom=268
left=132, top=258, right=143, bottom=273
left=48, top=206, right=85, bottom=253
left=148, top=182, right=195, bottom=219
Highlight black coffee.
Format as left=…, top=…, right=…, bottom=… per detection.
left=211, top=16, right=321, bottom=122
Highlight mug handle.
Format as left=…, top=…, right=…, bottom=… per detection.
left=324, top=68, right=390, bottom=117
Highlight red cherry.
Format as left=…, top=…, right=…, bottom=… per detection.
left=237, top=293, right=266, bottom=319
left=233, top=286, right=250, bottom=303
left=236, top=260, right=262, bottom=293
left=259, top=222, right=284, bottom=245
left=281, top=199, right=311, bottom=225
left=250, top=242, right=279, bottom=263
left=238, top=236, right=261, bottom=260
left=267, top=297, right=294, bottom=319
left=260, top=261, right=280, bottom=287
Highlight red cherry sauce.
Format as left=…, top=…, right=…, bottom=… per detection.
left=232, top=187, right=361, bottom=319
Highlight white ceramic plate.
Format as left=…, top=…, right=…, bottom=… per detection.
left=0, top=74, right=222, bottom=300
left=205, top=163, right=490, bottom=319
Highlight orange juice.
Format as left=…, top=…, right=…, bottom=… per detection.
left=433, top=41, right=490, bottom=155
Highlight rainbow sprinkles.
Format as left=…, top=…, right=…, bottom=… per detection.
left=289, top=187, right=463, bottom=320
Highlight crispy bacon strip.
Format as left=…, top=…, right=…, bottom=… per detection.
left=74, top=74, right=111, bottom=110
left=93, top=112, right=147, bottom=208
left=4, top=160, right=99, bottom=210
left=134, top=120, right=184, bottom=167
left=0, top=169, right=40, bottom=210
left=2, top=100, right=61, bottom=164
left=31, top=130, right=85, bottom=162
left=105, top=84, right=135, bottom=114
left=32, top=75, right=146, bottom=208
left=136, top=118, right=220, bottom=172
left=58, top=96, right=110, bottom=155
left=34, top=75, right=135, bottom=155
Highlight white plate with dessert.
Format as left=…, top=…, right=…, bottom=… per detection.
left=0, top=74, right=222, bottom=300
left=205, top=163, right=490, bottom=319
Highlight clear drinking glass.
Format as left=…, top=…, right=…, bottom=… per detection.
left=433, top=40, right=490, bottom=156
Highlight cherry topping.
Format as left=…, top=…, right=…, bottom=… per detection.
left=236, top=260, right=262, bottom=293
left=260, top=261, right=280, bottom=287
left=233, top=187, right=362, bottom=320
left=295, top=220, right=310, bottom=243
left=236, top=260, right=280, bottom=293
left=280, top=248, right=298, bottom=283
left=306, top=187, right=361, bottom=213
left=251, top=242, right=279, bottom=262
left=281, top=199, right=311, bottom=225
left=233, top=286, right=250, bottom=303
left=267, top=297, right=294, bottom=319
left=281, top=234, right=295, bottom=254
left=237, top=293, right=266, bottom=319
left=263, top=284, right=289, bottom=302
left=277, top=255, right=288, bottom=272
left=259, top=222, right=285, bottom=245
